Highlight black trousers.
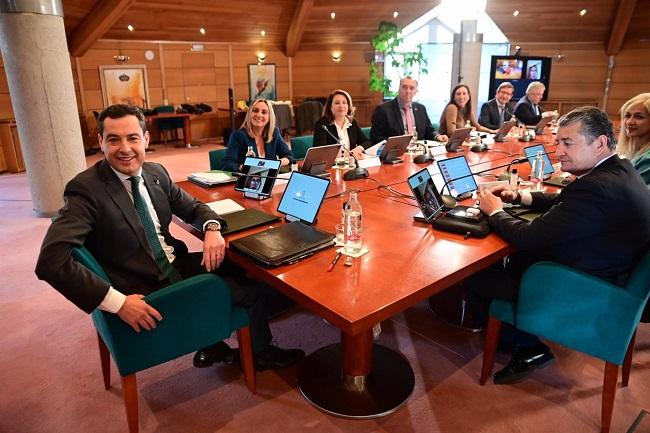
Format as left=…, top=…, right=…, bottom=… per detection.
left=173, top=253, right=273, bottom=353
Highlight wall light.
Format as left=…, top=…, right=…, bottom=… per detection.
left=260, top=30, right=266, bottom=37
left=331, top=51, right=342, bottom=63
left=331, top=11, right=336, bottom=19
left=393, top=11, right=399, bottom=18
left=512, top=10, right=519, bottom=16
left=579, top=9, right=587, bottom=16
left=257, top=52, right=267, bottom=63
left=199, top=28, right=206, bottom=35
left=127, top=24, right=134, bottom=32
left=113, top=55, right=130, bottom=64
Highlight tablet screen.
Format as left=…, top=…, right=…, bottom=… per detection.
left=408, top=168, right=444, bottom=221
left=436, top=156, right=478, bottom=198
left=524, top=144, right=554, bottom=177
left=277, top=172, right=330, bottom=224
left=234, top=157, right=282, bottom=197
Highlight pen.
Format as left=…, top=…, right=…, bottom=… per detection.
left=327, top=252, right=342, bottom=272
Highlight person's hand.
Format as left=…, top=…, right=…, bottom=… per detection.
left=351, top=146, right=364, bottom=160
left=488, top=184, right=519, bottom=203
left=202, top=230, right=226, bottom=272
left=279, top=157, right=291, bottom=167
left=478, top=187, right=504, bottom=215
left=117, top=294, right=162, bottom=333
left=542, top=111, right=556, bottom=118
left=436, top=134, right=449, bottom=142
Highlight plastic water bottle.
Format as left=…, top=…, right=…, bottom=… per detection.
left=531, top=150, right=544, bottom=191
left=344, top=190, right=362, bottom=254
left=246, top=145, right=255, bottom=156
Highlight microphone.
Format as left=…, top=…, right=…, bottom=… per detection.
left=413, top=142, right=445, bottom=164
left=320, top=124, right=369, bottom=181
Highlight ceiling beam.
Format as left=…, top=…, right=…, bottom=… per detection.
left=285, top=0, right=313, bottom=57
left=68, top=0, right=136, bottom=57
left=606, top=0, right=637, bottom=56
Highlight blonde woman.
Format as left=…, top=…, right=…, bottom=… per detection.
left=617, top=93, right=650, bottom=187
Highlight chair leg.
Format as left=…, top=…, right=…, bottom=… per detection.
left=480, top=317, right=502, bottom=385
left=237, top=326, right=256, bottom=394
left=602, top=362, right=619, bottom=433
left=121, top=374, right=139, bottom=433
left=97, top=332, right=111, bottom=390
left=622, top=331, right=636, bottom=387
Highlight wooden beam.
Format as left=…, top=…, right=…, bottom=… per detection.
left=606, top=0, right=637, bottom=56
left=68, top=0, right=136, bottom=57
left=285, top=0, right=313, bottom=57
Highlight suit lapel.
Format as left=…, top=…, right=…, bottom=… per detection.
left=391, top=100, right=405, bottom=135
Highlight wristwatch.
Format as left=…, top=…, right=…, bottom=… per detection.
left=204, top=222, right=221, bottom=232
left=511, top=192, right=522, bottom=206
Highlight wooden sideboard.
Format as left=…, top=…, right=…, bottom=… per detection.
left=0, top=118, right=24, bottom=173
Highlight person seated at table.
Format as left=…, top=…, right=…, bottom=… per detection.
left=479, top=82, right=516, bottom=130
left=35, top=104, right=305, bottom=371
left=439, top=84, right=495, bottom=136
left=221, top=99, right=293, bottom=172
left=370, top=76, right=447, bottom=144
left=466, top=106, right=650, bottom=384
left=514, top=81, right=556, bottom=125
left=617, top=93, right=650, bottom=187
left=313, top=89, right=371, bottom=160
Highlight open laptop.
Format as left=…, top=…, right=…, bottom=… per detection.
left=493, top=120, right=517, bottom=142
left=301, top=144, right=340, bottom=177
left=436, top=155, right=478, bottom=200
left=523, top=143, right=572, bottom=187
left=445, top=127, right=472, bottom=152
left=233, top=156, right=282, bottom=199
left=408, top=168, right=445, bottom=222
left=379, top=134, right=412, bottom=164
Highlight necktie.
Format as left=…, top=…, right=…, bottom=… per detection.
left=534, top=104, right=540, bottom=116
left=499, top=105, right=505, bottom=124
left=403, top=105, right=414, bottom=135
left=129, top=176, right=182, bottom=283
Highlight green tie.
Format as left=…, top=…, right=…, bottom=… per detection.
left=129, top=176, right=182, bottom=283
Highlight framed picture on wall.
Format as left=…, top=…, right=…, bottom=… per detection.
left=248, top=64, right=276, bottom=101
left=99, top=65, right=150, bottom=108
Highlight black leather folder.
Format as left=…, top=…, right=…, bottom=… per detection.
left=192, top=208, right=280, bottom=236
left=229, top=221, right=335, bottom=266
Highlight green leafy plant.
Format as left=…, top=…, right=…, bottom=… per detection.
left=369, top=21, right=428, bottom=96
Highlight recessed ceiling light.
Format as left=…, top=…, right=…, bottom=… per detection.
left=260, top=30, right=266, bottom=37
left=579, top=9, right=587, bottom=16
left=513, top=10, right=519, bottom=16
left=199, top=28, right=206, bottom=35
left=393, top=11, right=399, bottom=18
left=331, top=11, right=336, bottom=19
left=127, top=24, right=134, bottom=32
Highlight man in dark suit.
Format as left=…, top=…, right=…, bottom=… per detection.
left=514, top=81, right=556, bottom=125
left=469, top=106, right=650, bottom=384
left=35, top=104, right=304, bottom=370
left=370, top=76, right=448, bottom=144
left=479, top=82, right=515, bottom=130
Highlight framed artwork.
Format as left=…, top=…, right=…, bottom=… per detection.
left=248, top=63, right=276, bottom=101
left=99, top=65, right=150, bottom=108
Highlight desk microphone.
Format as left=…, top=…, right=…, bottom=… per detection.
left=413, top=142, right=445, bottom=164
left=320, top=124, right=369, bottom=181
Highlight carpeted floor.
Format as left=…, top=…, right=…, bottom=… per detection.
left=1, top=142, right=649, bottom=433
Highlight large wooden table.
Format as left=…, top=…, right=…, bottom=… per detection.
left=177, top=131, right=559, bottom=418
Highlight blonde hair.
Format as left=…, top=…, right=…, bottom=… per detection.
left=242, top=99, right=276, bottom=143
left=525, top=81, right=546, bottom=95
left=617, top=93, right=650, bottom=160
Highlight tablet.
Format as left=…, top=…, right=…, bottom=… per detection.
left=494, top=120, right=517, bottom=142
left=379, top=134, right=412, bottom=163
left=234, top=157, right=282, bottom=198
left=277, top=171, right=330, bottom=224
left=301, top=144, right=340, bottom=176
left=523, top=144, right=554, bottom=178
left=408, top=168, right=444, bottom=221
left=436, top=155, right=477, bottom=198
left=446, top=127, right=472, bottom=152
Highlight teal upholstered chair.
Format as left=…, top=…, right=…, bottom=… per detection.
left=209, top=148, right=227, bottom=170
left=480, top=249, right=650, bottom=433
left=154, top=105, right=183, bottom=143
left=290, top=135, right=313, bottom=160
left=361, top=127, right=371, bottom=138
left=71, top=247, right=255, bottom=433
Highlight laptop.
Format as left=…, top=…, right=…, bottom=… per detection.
left=379, top=134, right=412, bottom=163
left=277, top=171, right=331, bottom=224
left=493, top=120, right=517, bottom=142
left=233, top=156, right=282, bottom=199
left=301, top=144, right=341, bottom=177
left=445, top=127, right=472, bottom=152
left=407, top=168, right=445, bottom=222
left=523, top=144, right=572, bottom=187
left=436, top=155, right=478, bottom=200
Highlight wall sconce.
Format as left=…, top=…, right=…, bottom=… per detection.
left=513, top=45, right=521, bottom=56
left=113, top=55, right=130, bottom=64
left=257, top=52, right=266, bottom=63
left=554, top=54, right=566, bottom=62
left=331, top=51, right=342, bottom=63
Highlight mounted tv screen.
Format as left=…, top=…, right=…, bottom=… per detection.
left=488, top=56, right=552, bottom=101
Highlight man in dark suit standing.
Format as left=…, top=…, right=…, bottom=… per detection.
left=370, top=76, right=448, bottom=144
left=514, top=81, right=556, bottom=125
left=469, top=106, right=650, bottom=384
left=479, top=82, right=515, bottom=130
left=35, top=104, right=304, bottom=370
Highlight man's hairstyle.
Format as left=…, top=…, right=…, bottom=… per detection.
left=242, top=99, right=276, bottom=143
left=322, top=89, right=354, bottom=121
left=496, top=82, right=514, bottom=92
left=399, top=76, right=418, bottom=87
left=525, top=81, right=546, bottom=95
left=558, top=106, right=616, bottom=150
left=97, top=104, right=147, bottom=136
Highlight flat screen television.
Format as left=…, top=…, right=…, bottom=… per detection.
left=488, top=56, right=552, bottom=101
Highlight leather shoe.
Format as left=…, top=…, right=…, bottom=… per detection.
left=255, top=345, right=305, bottom=371
left=493, top=343, right=555, bottom=384
left=193, top=341, right=240, bottom=368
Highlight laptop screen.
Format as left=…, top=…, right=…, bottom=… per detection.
left=436, top=155, right=478, bottom=198
left=234, top=157, right=282, bottom=197
left=523, top=144, right=554, bottom=177
left=277, top=172, right=330, bottom=224
left=408, top=168, right=444, bottom=221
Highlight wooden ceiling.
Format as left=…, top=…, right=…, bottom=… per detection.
left=61, top=0, right=649, bottom=56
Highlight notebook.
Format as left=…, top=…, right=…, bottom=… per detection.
left=277, top=171, right=330, bottom=224
left=187, top=170, right=237, bottom=187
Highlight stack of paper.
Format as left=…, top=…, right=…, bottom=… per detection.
left=187, top=171, right=236, bottom=186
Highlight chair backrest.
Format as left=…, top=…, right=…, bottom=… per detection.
left=155, top=105, right=175, bottom=113
left=209, top=149, right=227, bottom=170
left=290, top=135, right=313, bottom=160
left=295, top=101, right=323, bottom=135
left=361, top=127, right=371, bottom=138
left=624, top=248, right=650, bottom=299
left=154, top=105, right=184, bottom=130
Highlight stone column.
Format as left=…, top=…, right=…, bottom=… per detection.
left=0, top=0, right=87, bottom=217
left=451, top=20, right=483, bottom=115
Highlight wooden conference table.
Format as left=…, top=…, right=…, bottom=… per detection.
left=177, top=130, right=559, bottom=418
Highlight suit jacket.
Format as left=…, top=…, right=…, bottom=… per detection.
left=370, top=99, right=436, bottom=144
left=514, top=95, right=544, bottom=125
left=488, top=155, right=650, bottom=285
left=35, top=160, right=222, bottom=313
left=220, top=127, right=294, bottom=172
left=479, top=99, right=515, bottom=130
left=313, top=117, right=371, bottom=150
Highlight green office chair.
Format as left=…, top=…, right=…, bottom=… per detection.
left=480, top=249, right=650, bottom=433
left=361, top=127, right=371, bottom=138
left=290, top=135, right=313, bottom=160
left=154, top=105, right=184, bottom=144
left=71, top=247, right=255, bottom=433
left=209, top=148, right=227, bottom=170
